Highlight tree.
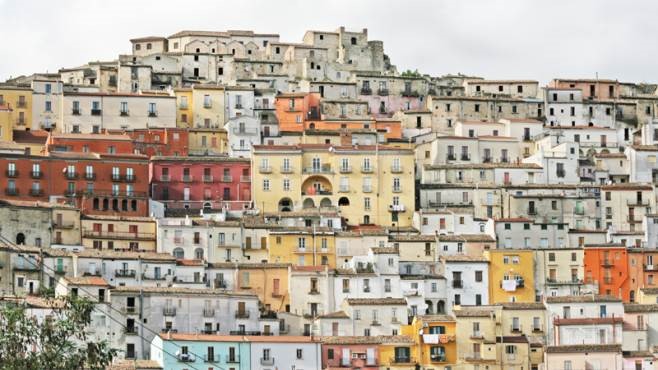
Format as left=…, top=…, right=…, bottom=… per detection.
left=0, top=295, right=117, bottom=370
left=401, top=69, right=421, bottom=78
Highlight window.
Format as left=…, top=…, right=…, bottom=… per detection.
left=262, top=179, right=270, bottom=191
left=475, top=270, right=483, bottom=282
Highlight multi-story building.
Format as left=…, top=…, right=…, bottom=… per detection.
left=486, top=250, right=535, bottom=303
left=443, top=255, right=489, bottom=311
left=0, top=84, right=32, bottom=130
left=584, top=243, right=630, bottom=301
left=252, top=144, right=415, bottom=227
left=150, top=155, right=252, bottom=211
left=0, top=199, right=81, bottom=248
left=31, top=79, right=63, bottom=131
left=81, top=214, right=156, bottom=251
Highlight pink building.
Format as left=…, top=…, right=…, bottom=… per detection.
left=321, top=337, right=380, bottom=370
left=150, top=156, right=251, bottom=211
left=359, top=93, right=424, bottom=119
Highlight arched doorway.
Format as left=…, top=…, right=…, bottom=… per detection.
left=203, top=202, right=212, bottom=211
left=425, top=300, right=434, bottom=315
left=172, top=247, right=184, bottom=259
left=278, top=198, right=292, bottom=212
left=338, top=197, right=350, bottom=206
left=437, top=300, right=446, bottom=314
left=16, top=233, right=25, bottom=245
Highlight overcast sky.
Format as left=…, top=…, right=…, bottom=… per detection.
left=1, top=0, right=656, bottom=84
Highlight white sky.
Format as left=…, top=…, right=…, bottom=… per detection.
left=1, top=0, right=656, bottom=84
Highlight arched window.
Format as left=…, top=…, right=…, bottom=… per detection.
left=16, top=233, right=25, bottom=245
left=112, top=199, right=119, bottom=211
left=194, top=248, right=204, bottom=260
left=172, top=248, right=184, bottom=259
left=131, top=200, right=137, bottom=211
left=102, top=198, right=109, bottom=210
left=338, top=197, right=350, bottom=206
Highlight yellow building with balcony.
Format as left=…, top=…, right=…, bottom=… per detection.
left=236, top=263, right=290, bottom=312
left=174, top=87, right=193, bottom=127
left=377, top=335, right=419, bottom=369
left=0, top=105, right=11, bottom=142
left=486, top=249, right=535, bottom=303
left=81, top=215, right=157, bottom=252
left=251, top=144, right=415, bottom=227
left=192, top=84, right=225, bottom=129
left=403, top=315, right=457, bottom=367
left=267, top=227, right=336, bottom=268
left=0, top=85, right=32, bottom=131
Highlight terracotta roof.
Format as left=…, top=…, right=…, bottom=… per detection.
left=50, top=133, right=132, bottom=141
left=545, top=344, right=621, bottom=353
left=545, top=295, right=622, bottom=304
left=417, top=314, right=455, bottom=322
left=442, top=255, right=489, bottom=263
left=466, top=79, right=538, bottom=84
left=640, top=288, right=658, bottom=295
left=162, top=333, right=317, bottom=343
left=76, top=250, right=174, bottom=262
left=454, top=308, right=496, bottom=317
left=390, top=235, right=434, bottom=242
left=439, top=234, right=495, bottom=242
left=12, top=130, right=49, bottom=144
left=631, top=145, right=658, bottom=152
left=176, top=259, right=205, bottom=267
left=318, top=311, right=350, bottom=319
left=553, top=317, right=623, bottom=326
left=320, top=336, right=383, bottom=345
left=112, top=286, right=256, bottom=297
left=107, top=360, right=162, bottom=370
left=345, top=298, right=407, bottom=306
left=65, top=276, right=111, bottom=287
left=499, top=302, right=545, bottom=310
left=601, top=183, right=653, bottom=191
left=425, top=163, right=542, bottom=170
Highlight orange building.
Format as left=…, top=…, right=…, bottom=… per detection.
left=584, top=243, right=630, bottom=301
left=549, top=78, right=620, bottom=100
left=274, top=92, right=321, bottom=132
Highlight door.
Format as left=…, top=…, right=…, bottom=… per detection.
left=263, top=126, right=270, bottom=137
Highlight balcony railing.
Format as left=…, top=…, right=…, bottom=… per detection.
left=361, top=87, right=372, bottom=95
left=115, top=269, right=136, bottom=278
left=452, top=280, right=463, bottom=288
left=83, top=230, right=155, bottom=240
left=389, top=357, right=414, bottom=364
left=259, top=166, right=272, bottom=173
left=31, top=171, right=42, bottom=179
left=240, top=176, right=251, bottom=182
left=260, top=358, right=274, bottom=366
left=29, top=188, right=43, bottom=197
left=460, top=154, right=471, bottom=161
left=601, top=259, right=613, bottom=267
left=303, top=166, right=333, bottom=174
left=4, top=188, right=18, bottom=196
left=202, top=308, right=215, bottom=317
left=65, top=172, right=78, bottom=179
left=91, top=109, right=102, bottom=116
left=163, top=307, right=177, bottom=316
left=391, top=166, right=403, bottom=173
left=182, top=175, right=193, bottom=183
left=377, top=88, right=389, bottom=96
left=159, top=175, right=170, bottom=182
left=510, top=324, right=522, bottom=333
left=221, top=175, right=233, bottom=183
left=280, top=166, right=293, bottom=174
left=361, top=166, right=374, bottom=173
left=177, top=353, right=195, bottom=362
left=430, top=354, right=447, bottom=362
left=84, top=172, right=96, bottom=180
left=446, top=154, right=456, bottom=161
left=339, top=166, right=352, bottom=173
left=52, top=221, right=75, bottom=229
left=120, top=110, right=129, bottom=116
left=5, top=170, right=18, bottom=178
left=148, top=111, right=158, bottom=117
left=226, top=355, right=240, bottom=363
left=235, top=311, right=250, bottom=319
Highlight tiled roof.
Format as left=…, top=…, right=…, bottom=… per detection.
left=345, top=298, right=407, bottom=306
left=112, top=286, right=256, bottom=297
left=66, top=276, right=111, bottom=287
left=438, top=234, right=495, bottom=242
left=107, top=360, right=163, bottom=370
left=545, top=295, right=622, bottom=303
left=545, top=344, right=622, bottom=353
left=499, top=302, right=545, bottom=310
left=442, top=255, right=489, bottom=263
left=318, top=311, right=350, bottom=319
left=600, top=183, right=653, bottom=191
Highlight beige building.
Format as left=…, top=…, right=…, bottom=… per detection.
left=81, top=215, right=157, bottom=252
left=463, top=79, right=540, bottom=98
left=0, top=199, right=81, bottom=248
left=191, top=84, right=225, bottom=129
left=601, top=183, right=655, bottom=232
left=0, top=84, right=32, bottom=130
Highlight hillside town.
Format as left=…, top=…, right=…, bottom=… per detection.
left=1, top=26, right=658, bottom=370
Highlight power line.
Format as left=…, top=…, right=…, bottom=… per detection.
left=0, top=236, right=228, bottom=370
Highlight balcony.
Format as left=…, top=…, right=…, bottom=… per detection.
left=392, top=186, right=402, bottom=193
left=240, top=176, right=251, bottom=182
left=29, top=188, right=43, bottom=197
left=628, top=216, right=642, bottom=223
left=124, top=326, right=138, bottom=335
left=361, top=166, right=374, bottom=173
left=377, top=88, right=389, bottom=96
left=389, top=357, right=414, bottom=365
left=556, top=170, right=566, bottom=178
left=203, top=354, right=218, bottom=363
left=260, top=357, right=274, bottom=366
left=460, top=154, right=471, bottom=161
left=627, top=199, right=650, bottom=206
left=603, top=277, right=613, bottom=284
left=259, top=166, right=272, bottom=173
left=280, top=166, right=293, bottom=174
left=159, top=175, right=170, bottom=182
left=148, top=111, right=158, bottom=117
left=17, top=101, right=27, bottom=108
left=402, top=90, right=420, bottom=97
left=339, top=166, right=353, bottom=174
left=229, top=330, right=261, bottom=335
left=361, top=87, right=372, bottom=95
left=430, top=354, right=447, bottom=363
left=452, top=279, right=463, bottom=288
left=403, top=288, right=419, bottom=296
left=644, top=264, right=658, bottom=271
left=203, top=102, right=212, bottom=109
left=142, top=273, right=166, bottom=281
left=4, top=188, right=18, bottom=196
left=235, top=311, right=250, bottom=319
left=601, top=259, right=613, bottom=267
left=182, top=175, right=193, bottom=183
left=232, top=127, right=258, bottom=135
left=115, top=269, right=136, bottom=278
left=84, top=172, right=96, bottom=180
left=65, top=171, right=78, bottom=179
left=339, top=185, right=350, bottom=193
left=52, top=221, right=75, bottom=229
left=391, top=166, right=403, bottom=173
left=163, top=307, right=177, bottom=316
left=469, top=332, right=484, bottom=339
left=177, top=353, right=195, bottom=363
left=54, top=266, right=68, bottom=275
left=546, top=278, right=582, bottom=285
left=532, top=325, right=544, bottom=333
left=303, top=165, right=333, bottom=174
left=83, top=230, right=155, bottom=241
left=446, top=154, right=456, bottom=161
left=510, top=324, right=522, bottom=333
left=221, top=175, right=233, bottom=183
left=363, top=185, right=373, bottom=193
left=123, top=306, right=137, bottom=315
left=202, top=308, right=215, bottom=317
left=71, top=108, right=81, bottom=115
left=389, top=204, right=406, bottom=212
left=120, top=110, right=129, bottom=116
left=202, top=175, right=213, bottom=183
left=235, top=104, right=243, bottom=109
left=91, top=109, right=102, bottom=116
left=226, top=355, right=240, bottom=363
left=5, top=170, right=18, bottom=178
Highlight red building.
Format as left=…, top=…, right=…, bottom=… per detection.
left=46, top=133, right=135, bottom=154
left=115, top=127, right=189, bottom=158
left=0, top=148, right=149, bottom=216
left=150, top=155, right=251, bottom=211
